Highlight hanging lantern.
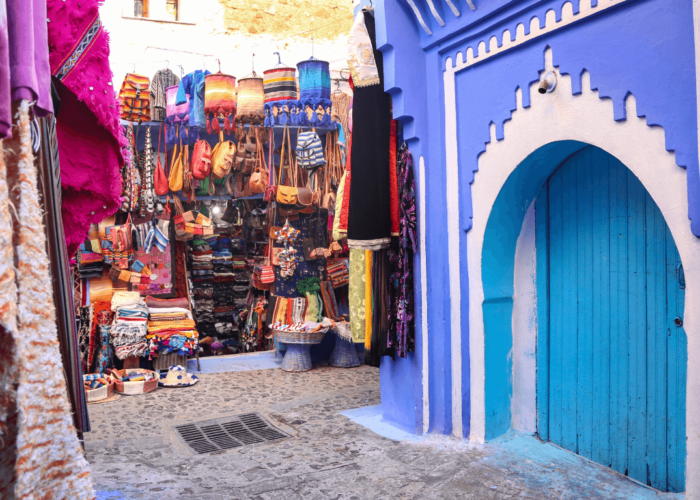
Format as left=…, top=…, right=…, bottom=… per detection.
left=296, top=59, right=332, bottom=128
left=204, top=73, right=237, bottom=135
left=235, top=76, right=265, bottom=125
left=263, top=67, right=298, bottom=127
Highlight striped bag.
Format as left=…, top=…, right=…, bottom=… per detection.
left=119, top=73, right=151, bottom=122
left=327, top=258, right=349, bottom=288
left=296, top=130, right=326, bottom=170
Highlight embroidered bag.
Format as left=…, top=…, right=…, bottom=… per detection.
left=119, top=73, right=151, bottom=122
left=191, top=139, right=212, bottom=180
left=296, top=129, right=325, bottom=170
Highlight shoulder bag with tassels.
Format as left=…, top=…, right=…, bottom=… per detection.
left=154, top=123, right=169, bottom=196
left=168, top=140, right=184, bottom=192
left=211, top=131, right=236, bottom=179
left=276, top=126, right=299, bottom=206
left=249, top=127, right=269, bottom=194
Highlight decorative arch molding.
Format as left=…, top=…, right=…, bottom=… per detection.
left=453, top=48, right=700, bottom=494
left=445, top=0, right=626, bottom=72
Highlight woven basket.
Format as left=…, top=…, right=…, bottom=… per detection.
left=112, top=369, right=159, bottom=395
left=329, top=335, right=360, bottom=368
left=84, top=377, right=116, bottom=403
left=280, top=344, right=312, bottom=372
left=274, top=328, right=328, bottom=345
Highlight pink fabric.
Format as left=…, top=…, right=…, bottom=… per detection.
left=48, top=0, right=125, bottom=256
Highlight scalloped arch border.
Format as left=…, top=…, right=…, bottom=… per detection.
left=445, top=0, right=626, bottom=71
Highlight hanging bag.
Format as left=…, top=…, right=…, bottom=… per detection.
left=211, top=131, right=236, bottom=179
left=119, top=73, right=151, bottom=122
left=154, top=124, right=169, bottom=196
left=191, top=139, right=212, bottom=180
left=168, top=140, right=184, bottom=192
left=295, top=128, right=325, bottom=171
left=249, top=128, right=269, bottom=194
left=276, top=127, right=299, bottom=206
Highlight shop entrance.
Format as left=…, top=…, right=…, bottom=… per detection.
left=534, top=146, right=687, bottom=492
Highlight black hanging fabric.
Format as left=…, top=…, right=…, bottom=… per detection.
left=346, top=9, right=392, bottom=250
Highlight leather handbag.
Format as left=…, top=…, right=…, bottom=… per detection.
left=276, top=127, right=299, bottom=206
left=168, top=143, right=184, bottom=192
left=154, top=124, right=169, bottom=196
left=249, top=130, right=269, bottom=194
left=191, top=139, right=212, bottom=180
left=119, top=73, right=151, bottom=122
left=211, top=132, right=236, bottom=179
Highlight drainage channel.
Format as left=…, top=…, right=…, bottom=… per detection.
left=173, top=412, right=289, bottom=454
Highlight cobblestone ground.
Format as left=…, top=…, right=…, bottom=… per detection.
left=86, top=365, right=679, bottom=500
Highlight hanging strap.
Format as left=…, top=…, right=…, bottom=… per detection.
left=277, top=126, right=287, bottom=187
left=268, top=127, right=274, bottom=187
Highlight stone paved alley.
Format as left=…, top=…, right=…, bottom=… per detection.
left=87, top=365, right=684, bottom=500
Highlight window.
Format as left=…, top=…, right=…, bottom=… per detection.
left=166, top=0, right=178, bottom=21
left=134, top=0, right=149, bottom=18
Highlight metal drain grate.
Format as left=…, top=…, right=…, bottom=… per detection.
left=173, top=412, right=289, bottom=454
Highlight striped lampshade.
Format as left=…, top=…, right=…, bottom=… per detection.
left=296, top=59, right=332, bottom=127
left=263, top=67, right=298, bottom=126
left=235, top=76, right=265, bottom=125
left=204, top=73, right=237, bottom=134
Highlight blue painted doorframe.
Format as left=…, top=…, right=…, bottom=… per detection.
left=535, top=146, right=687, bottom=492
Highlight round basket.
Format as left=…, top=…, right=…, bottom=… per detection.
left=83, top=375, right=116, bottom=403
left=274, top=328, right=328, bottom=345
left=111, top=368, right=159, bottom=395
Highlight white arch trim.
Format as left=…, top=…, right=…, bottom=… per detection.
left=465, top=50, right=700, bottom=496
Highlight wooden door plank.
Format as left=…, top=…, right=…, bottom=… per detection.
left=576, top=147, right=594, bottom=459
left=548, top=167, right=565, bottom=447
left=608, top=157, right=629, bottom=476
left=536, top=187, right=550, bottom=441
left=560, top=153, right=579, bottom=453
left=591, top=150, right=611, bottom=467
left=626, top=168, right=647, bottom=483
left=645, top=195, right=668, bottom=490
left=666, top=225, right=687, bottom=493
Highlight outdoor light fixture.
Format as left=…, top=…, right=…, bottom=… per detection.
left=538, top=72, right=557, bottom=94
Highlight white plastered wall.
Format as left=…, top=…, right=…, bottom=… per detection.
left=460, top=49, right=700, bottom=497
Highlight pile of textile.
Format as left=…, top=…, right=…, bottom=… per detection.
left=110, top=292, right=149, bottom=359
left=146, top=305, right=198, bottom=358
left=76, top=241, right=104, bottom=279
left=189, top=236, right=241, bottom=352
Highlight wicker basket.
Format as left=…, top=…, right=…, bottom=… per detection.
left=84, top=375, right=116, bottom=403
left=329, top=335, right=360, bottom=368
left=112, top=369, right=159, bottom=395
left=274, top=328, right=328, bottom=345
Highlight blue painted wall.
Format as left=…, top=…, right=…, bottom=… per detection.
left=374, top=0, right=700, bottom=442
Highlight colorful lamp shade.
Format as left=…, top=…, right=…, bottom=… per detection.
left=296, top=59, right=332, bottom=127
left=263, top=67, right=298, bottom=127
left=165, top=85, right=190, bottom=144
left=235, top=76, right=265, bottom=125
left=204, top=73, right=237, bottom=135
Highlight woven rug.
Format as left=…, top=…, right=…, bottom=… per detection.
left=0, top=101, right=94, bottom=499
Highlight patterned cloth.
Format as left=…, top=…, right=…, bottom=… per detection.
left=177, top=69, right=210, bottom=129
left=347, top=10, right=380, bottom=88
left=348, top=249, right=366, bottom=343
left=150, top=69, right=180, bottom=122
left=387, top=145, right=417, bottom=358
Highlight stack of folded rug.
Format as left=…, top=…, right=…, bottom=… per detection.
left=146, top=305, right=199, bottom=358
left=110, top=292, right=149, bottom=359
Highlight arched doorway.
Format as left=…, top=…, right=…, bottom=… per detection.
left=534, top=145, right=687, bottom=492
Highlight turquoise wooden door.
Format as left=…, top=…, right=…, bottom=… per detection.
left=535, top=146, right=687, bottom=492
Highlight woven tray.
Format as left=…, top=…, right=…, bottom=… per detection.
left=111, top=369, right=159, bottom=395
left=274, top=328, right=329, bottom=345
left=84, top=379, right=115, bottom=403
